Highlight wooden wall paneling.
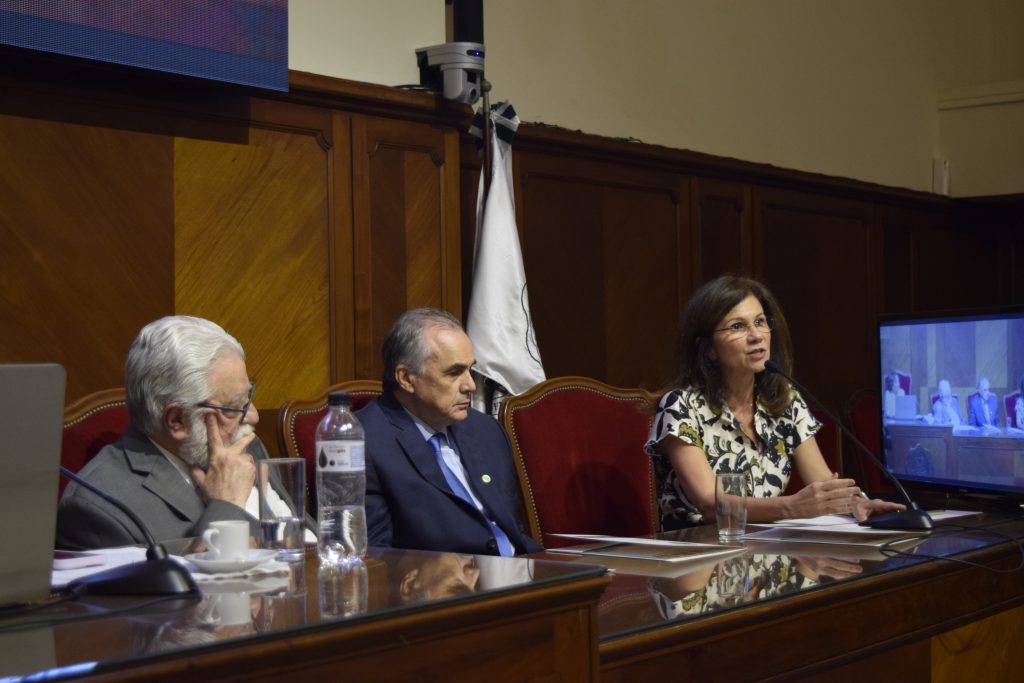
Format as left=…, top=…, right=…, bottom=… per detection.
left=878, top=208, right=917, bottom=316
left=174, top=99, right=334, bottom=442
left=877, top=201, right=1005, bottom=314
left=689, top=178, right=753, bottom=285
left=952, top=196, right=1024, bottom=307
left=330, top=111, right=356, bottom=383
left=515, top=152, right=688, bottom=390
left=351, top=115, right=461, bottom=382
left=753, top=187, right=878, bottom=417
left=0, top=111, right=174, bottom=401
left=904, top=216, right=998, bottom=313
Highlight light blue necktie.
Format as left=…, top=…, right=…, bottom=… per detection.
left=428, top=432, right=515, bottom=556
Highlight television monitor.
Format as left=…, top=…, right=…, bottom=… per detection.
left=0, top=1, right=288, bottom=91
left=878, top=307, right=1024, bottom=507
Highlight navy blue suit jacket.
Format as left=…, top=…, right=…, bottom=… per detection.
left=357, top=393, right=541, bottom=555
left=968, top=392, right=1000, bottom=427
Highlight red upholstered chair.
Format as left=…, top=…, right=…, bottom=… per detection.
left=844, top=389, right=895, bottom=495
left=784, top=405, right=842, bottom=495
left=498, top=376, right=659, bottom=549
left=1006, top=391, right=1023, bottom=429
left=61, top=388, right=129, bottom=496
left=278, top=380, right=382, bottom=513
left=893, top=371, right=911, bottom=396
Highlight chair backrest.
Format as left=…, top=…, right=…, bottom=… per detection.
left=278, top=380, right=383, bottom=512
left=893, top=371, right=911, bottom=396
left=784, top=405, right=842, bottom=495
left=61, top=388, right=129, bottom=496
left=930, top=392, right=959, bottom=406
left=844, top=388, right=895, bottom=495
left=499, top=376, right=659, bottom=548
left=1006, top=391, right=1023, bottom=429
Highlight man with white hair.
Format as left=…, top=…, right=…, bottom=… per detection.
left=57, top=316, right=269, bottom=549
left=930, top=379, right=965, bottom=427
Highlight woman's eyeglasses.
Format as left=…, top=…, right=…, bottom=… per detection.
left=715, top=316, right=774, bottom=340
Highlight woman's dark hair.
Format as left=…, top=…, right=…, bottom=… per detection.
left=662, top=274, right=795, bottom=416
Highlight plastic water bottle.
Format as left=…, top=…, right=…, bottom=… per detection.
left=315, top=391, right=367, bottom=563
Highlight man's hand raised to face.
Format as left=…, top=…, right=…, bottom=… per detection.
left=191, top=413, right=256, bottom=508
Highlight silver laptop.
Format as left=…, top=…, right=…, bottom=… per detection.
left=0, top=363, right=65, bottom=605
left=894, top=394, right=918, bottom=421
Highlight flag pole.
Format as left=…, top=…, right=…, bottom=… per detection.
left=481, top=77, right=492, bottom=203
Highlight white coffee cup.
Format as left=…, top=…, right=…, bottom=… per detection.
left=202, top=520, right=251, bottom=561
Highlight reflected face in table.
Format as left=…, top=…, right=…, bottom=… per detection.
left=398, top=553, right=481, bottom=602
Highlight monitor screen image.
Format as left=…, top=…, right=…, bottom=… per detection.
left=0, top=0, right=288, bottom=91
left=878, top=308, right=1024, bottom=501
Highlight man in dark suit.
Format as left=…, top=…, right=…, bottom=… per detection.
left=358, top=308, right=541, bottom=555
left=968, top=376, right=1000, bottom=428
left=57, top=316, right=272, bottom=549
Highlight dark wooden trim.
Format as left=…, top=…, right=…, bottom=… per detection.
left=288, top=70, right=473, bottom=128
left=514, top=123, right=954, bottom=210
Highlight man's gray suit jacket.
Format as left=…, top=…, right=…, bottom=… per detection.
left=56, top=425, right=267, bottom=550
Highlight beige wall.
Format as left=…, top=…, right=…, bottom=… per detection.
left=289, top=1, right=1024, bottom=197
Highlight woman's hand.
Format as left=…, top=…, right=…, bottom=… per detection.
left=851, top=496, right=905, bottom=522
left=786, top=473, right=862, bottom=519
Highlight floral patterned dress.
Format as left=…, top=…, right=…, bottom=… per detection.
left=644, top=386, right=821, bottom=530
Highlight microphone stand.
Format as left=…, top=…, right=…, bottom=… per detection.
left=60, top=467, right=200, bottom=596
left=762, top=361, right=933, bottom=531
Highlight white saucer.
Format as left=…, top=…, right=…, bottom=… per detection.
left=185, top=549, right=278, bottom=574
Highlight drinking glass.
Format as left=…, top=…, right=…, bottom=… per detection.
left=715, top=472, right=748, bottom=542
left=258, top=458, right=307, bottom=561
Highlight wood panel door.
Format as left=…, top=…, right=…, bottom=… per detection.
left=0, top=111, right=175, bottom=399
left=174, top=100, right=336, bottom=412
left=515, top=152, right=690, bottom=390
left=754, top=187, right=878, bottom=413
left=690, top=178, right=753, bottom=285
left=351, top=115, right=461, bottom=382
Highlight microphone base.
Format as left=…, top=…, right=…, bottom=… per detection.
left=68, top=558, right=199, bottom=596
left=859, top=508, right=934, bottom=531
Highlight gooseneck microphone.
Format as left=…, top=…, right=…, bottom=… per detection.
left=60, top=467, right=200, bottom=596
left=762, top=360, right=934, bottom=531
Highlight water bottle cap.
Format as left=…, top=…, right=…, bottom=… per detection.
left=327, top=391, right=352, bottom=407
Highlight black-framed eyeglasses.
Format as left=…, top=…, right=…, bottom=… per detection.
left=196, top=382, right=255, bottom=421
left=715, top=316, right=774, bottom=340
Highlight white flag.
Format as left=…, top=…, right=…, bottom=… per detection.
left=466, top=102, right=545, bottom=413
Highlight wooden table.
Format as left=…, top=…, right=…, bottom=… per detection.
left=0, top=549, right=609, bottom=682
left=6, top=514, right=1023, bottom=682
left=546, top=513, right=1024, bottom=682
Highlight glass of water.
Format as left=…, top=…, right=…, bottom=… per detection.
left=715, top=472, right=748, bottom=542
left=258, top=457, right=307, bottom=562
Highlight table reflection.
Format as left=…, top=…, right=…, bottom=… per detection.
left=34, top=548, right=565, bottom=674
left=583, top=520, right=960, bottom=635
left=648, top=549, right=869, bottom=619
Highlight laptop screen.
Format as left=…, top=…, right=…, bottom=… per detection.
left=0, top=363, right=65, bottom=605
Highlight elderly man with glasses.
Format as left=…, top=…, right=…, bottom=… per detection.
left=57, top=316, right=278, bottom=550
